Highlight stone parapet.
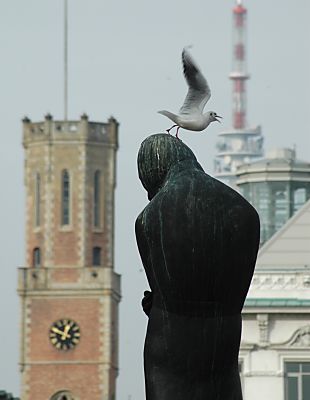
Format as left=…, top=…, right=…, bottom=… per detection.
left=17, top=267, right=121, bottom=297
left=22, top=115, right=118, bottom=148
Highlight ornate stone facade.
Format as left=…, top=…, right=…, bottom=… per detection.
left=240, top=199, right=310, bottom=399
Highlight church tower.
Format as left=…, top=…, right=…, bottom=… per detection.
left=18, top=113, right=121, bottom=400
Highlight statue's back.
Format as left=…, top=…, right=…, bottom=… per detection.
left=136, top=134, right=260, bottom=400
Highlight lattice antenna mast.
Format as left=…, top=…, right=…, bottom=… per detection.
left=64, top=0, right=68, bottom=121
left=214, top=0, right=264, bottom=187
left=230, top=0, right=249, bottom=129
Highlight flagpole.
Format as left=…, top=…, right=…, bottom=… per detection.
left=64, top=0, right=68, bottom=121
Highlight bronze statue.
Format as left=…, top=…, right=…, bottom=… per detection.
left=136, top=134, right=260, bottom=400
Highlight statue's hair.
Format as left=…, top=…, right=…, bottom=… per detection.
left=137, top=134, right=196, bottom=199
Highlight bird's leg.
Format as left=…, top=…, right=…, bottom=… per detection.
left=166, top=124, right=177, bottom=135
left=175, top=126, right=181, bottom=139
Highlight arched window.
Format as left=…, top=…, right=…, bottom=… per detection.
left=92, top=247, right=101, bottom=266
left=61, top=170, right=70, bottom=225
left=94, top=170, right=101, bottom=227
left=33, top=247, right=41, bottom=268
left=50, top=391, right=75, bottom=400
left=34, top=172, right=41, bottom=226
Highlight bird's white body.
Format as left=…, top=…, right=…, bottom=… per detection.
left=158, top=110, right=215, bottom=131
left=158, top=48, right=221, bottom=137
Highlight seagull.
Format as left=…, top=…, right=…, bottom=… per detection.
left=158, top=47, right=222, bottom=139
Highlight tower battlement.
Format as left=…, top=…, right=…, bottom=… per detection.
left=22, top=114, right=118, bottom=148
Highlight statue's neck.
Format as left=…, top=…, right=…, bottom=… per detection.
left=165, top=159, right=204, bottom=181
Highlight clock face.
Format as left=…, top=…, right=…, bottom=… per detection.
left=49, top=319, right=80, bottom=351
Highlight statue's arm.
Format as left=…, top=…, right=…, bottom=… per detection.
left=135, top=213, right=153, bottom=317
left=141, top=290, right=153, bottom=317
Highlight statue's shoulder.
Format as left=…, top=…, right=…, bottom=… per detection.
left=135, top=210, right=144, bottom=230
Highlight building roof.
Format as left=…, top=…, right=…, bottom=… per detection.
left=236, top=148, right=310, bottom=185
left=237, top=148, right=310, bottom=172
left=256, top=198, right=310, bottom=270
left=244, top=298, right=310, bottom=307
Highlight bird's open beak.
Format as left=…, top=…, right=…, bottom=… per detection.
left=215, top=115, right=222, bottom=123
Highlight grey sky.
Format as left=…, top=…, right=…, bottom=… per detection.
left=0, top=1, right=309, bottom=399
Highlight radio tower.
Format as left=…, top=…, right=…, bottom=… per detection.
left=214, top=0, right=264, bottom=187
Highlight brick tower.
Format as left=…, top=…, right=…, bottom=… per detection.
left=18, top=113, right=121, bottom=400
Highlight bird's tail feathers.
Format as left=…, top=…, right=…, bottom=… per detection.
left=158, top=110, right=178, bottom=124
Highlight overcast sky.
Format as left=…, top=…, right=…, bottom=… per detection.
left=0, top=1, right=309, bottom=399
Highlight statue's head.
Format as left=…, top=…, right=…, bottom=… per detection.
left=137, top=134, right=196, bottom=200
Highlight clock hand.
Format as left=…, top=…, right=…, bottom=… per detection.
left=51, top=327, right=66, bottom=336
left=61, top=324, right=71, bottom=340
left=51, top=326, right=71, bottom=339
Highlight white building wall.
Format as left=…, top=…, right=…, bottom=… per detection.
left=243, top=375, right=283, bottom=400
left=241, top=314, right=310, bottom=399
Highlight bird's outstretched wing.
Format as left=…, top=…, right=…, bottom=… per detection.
left=179, top=48, right=211, bottom=115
